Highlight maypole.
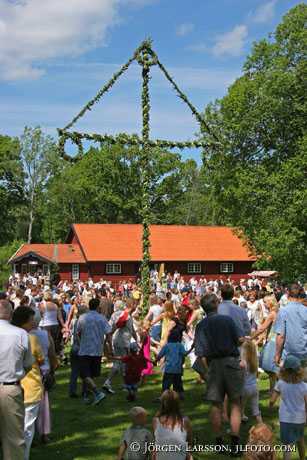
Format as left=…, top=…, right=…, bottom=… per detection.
left=57, top=39, right=220, bottom=310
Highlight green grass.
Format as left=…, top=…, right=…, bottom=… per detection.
left=30, top=366, right=300, bottom=460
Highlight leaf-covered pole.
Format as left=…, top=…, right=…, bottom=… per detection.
left=140, top=45, right=152, bottom=310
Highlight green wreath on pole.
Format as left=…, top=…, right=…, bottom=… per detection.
left=57, top=39, right=220, bottom=310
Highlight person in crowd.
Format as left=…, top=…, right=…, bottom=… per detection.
left=69, top=304, right=87, bottom=398
left=275, top=283, right=307, bottom=379
left=0, top=300, right=33, bottom=460
left=103, top=298, right=138, bottom=394
left=270, top=355, right=307, bottom=460
left=99, top=288, right=114, bottom=320
left=77, top=297, right=112, bottom=405
left=240, top=340, right=262, bottom=424
left=12, top=307, right=44, bottom=460
left=31, top=315, right=58, bottom=443
left=252, top=295, right=279, bottom=393
left=139, top=320, right=154, bottom=384
left=144, top=295, right=163, bottom=345
left=108, top=342, right=148, bottom=402
left=155, top=323, right=186, bottom=400
left=151, top=300, right=176, bottom=348
left=152, top=389, right=193, bottom=460
left=194, top=293, right=244, bottom=456
left=218, top=284, right=251, bottom=337
left=243, top=423, right=276, bottom=460
left=117, top=406, right=153, bottom=460
left=39, top=291, right=65, bottom=355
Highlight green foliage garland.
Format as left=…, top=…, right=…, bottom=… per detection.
left=57, top=39, right=218, bottom=308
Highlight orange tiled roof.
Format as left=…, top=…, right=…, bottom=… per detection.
left=71, top=224, right=256, bottom=262
left=9, top=244, right=85, bottom=264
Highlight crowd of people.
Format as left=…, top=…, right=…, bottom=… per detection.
left=0, top=270, right=306, bottom=460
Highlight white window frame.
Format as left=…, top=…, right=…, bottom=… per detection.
left=106, top=263, right=122, bottom=274
left=187, top=263, right=202, bottom=274
left=13, top=264, right=17, bottom=274
left=21, top=263, right=28, bottom=274
left=220, top=263, right=234, bottom=273
left=72, top=263, right=80, bottom=280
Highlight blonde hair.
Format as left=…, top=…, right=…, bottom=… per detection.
left=242, top=341, right=258, bottom=374
left=279, top=367, right=304, bottom=384
left=264, top=295, right=278, bottom=312
left=43, top=291, right=53, bottom=302
left=164, top=301, right=175, bottom=318
left=129, top=406, right=147, bottom=423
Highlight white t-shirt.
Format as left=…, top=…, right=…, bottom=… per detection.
left=149, top=305, right=163, bottom=325
left=275, top=380, right=307, bottom=424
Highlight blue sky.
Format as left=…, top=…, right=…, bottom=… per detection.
left=0, top=0, right=301, bottom=159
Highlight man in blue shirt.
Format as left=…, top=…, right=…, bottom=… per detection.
left=275, top=284, right=307, bottom=380
left=195, top=293, right=244, bottom=457
left=77, top=298, right=112, bottom=405
left=218, top=284, right=251, bottom=337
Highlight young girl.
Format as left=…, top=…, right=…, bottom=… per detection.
left=153, top=390, right=192, bottom=460
left=240, top=341, right=262, bottom=424
left=270, top=355, right=307, bottom=460
left=139, top=320, right=153, bottom=384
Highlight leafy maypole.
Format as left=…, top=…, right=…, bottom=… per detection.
left=57, top=39, right=219, bottom=309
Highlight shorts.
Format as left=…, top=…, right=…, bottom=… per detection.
left=112, top=343, right=129, bottom=373
left=205, top=356, right=244, bottom=403
left=280, top=422, right=305, bottom=444
left=150, top=324, right=162, bottom=342
left=79, top=355, right=102, bottom=379
left=242, top=384, right=261, bottom=416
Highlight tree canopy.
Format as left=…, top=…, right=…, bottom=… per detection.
left=0, top=4, right=306, bottom=282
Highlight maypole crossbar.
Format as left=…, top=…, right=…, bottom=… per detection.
left=57, top=39, right=220, bottom=309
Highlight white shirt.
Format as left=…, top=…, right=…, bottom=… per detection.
left=0, top=320, right=33, bottom=383
left=149, top=305, right=163, bottom=325
left=275, top=380, right=307, bottom=424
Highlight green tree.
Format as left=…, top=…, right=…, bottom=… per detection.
left=0, top=135, right=25, bottom=245
left=200, top=4, right=307, bottom=280
left=20, top=126, right=62, bottom=243
left=0, top=240, right=24, bottom=288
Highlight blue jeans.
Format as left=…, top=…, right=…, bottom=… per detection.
left=69, top=350, right=86, bottom=396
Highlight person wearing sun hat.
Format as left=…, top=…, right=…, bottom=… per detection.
left=270, top=354, right=307, bottom=460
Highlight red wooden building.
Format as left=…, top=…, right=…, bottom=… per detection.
left=9, top=224, right=256, bottom=283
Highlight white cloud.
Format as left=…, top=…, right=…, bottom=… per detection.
left=185, top=43, right=208, bottom=53
left=0, top=0, right=119, bottom=81
left=176, top=23, right=194, bottom=37
left=212, top=25, right=248, bottom=57
left=252, top=0, right=277, bottom=24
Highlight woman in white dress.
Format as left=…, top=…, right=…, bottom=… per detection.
left=153, top=390, right=193, bottom=460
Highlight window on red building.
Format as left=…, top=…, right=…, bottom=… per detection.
left=187, top=263, right=202, bottom=274
left=220, top=263, right=234, bottom=273
left=106, top=263, right=122, bottom=274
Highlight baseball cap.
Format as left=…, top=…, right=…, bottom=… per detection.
left=283, top=355, right=301, bottom=371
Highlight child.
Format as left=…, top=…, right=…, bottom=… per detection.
left=139, top=321, right=153, bottom=385
left=117, top=406, right=153, bottom=460
left=270, top=355, right=307, bottom=460
left=109, top=342, right=148, bottom=402
left=155, top=332, right=186, bottom=400
left=240, top=340, right=262, bottom=424
left=244, top=423, right=276, bottom=460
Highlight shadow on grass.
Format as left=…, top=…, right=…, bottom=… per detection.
left=28, top=366, right=288, bottom=460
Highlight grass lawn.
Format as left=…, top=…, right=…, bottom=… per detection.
left=30, top=365, right=301, bottom=460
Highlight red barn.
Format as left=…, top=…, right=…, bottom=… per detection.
left=8, top=224, right=256, bottom=284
